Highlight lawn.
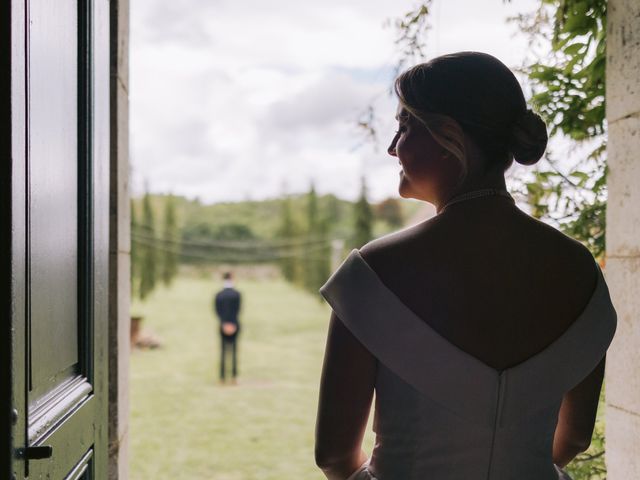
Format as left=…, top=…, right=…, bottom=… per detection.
left=130, top=274, right=374, bottom=479
left=130, top=273, right=606, bottom=480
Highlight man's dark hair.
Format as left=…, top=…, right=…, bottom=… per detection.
left=223, top=271, right=232, bottom=281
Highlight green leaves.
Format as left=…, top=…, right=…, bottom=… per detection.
left=560, top=1, right=590, bottom=35
left=516, top=0, right=607, bottom=260
left=563, top=42, right=586, bottom=56
left=565, top=390, right=608, bottom=480
left=389, top=1, right=433, bottom=73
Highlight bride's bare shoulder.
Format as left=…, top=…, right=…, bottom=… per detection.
left=359, top=205, right=597, bottom=287
left=359, top=215, right=444, bottom=268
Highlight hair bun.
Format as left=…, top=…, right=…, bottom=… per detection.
left=509, top=109, right=548, bottom=165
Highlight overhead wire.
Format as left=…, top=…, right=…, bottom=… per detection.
left=132, top=235, right=335, bottom=263
left=131, top=223, right=333, bottom=249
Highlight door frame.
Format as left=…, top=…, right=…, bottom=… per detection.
left=0, top=0, right=17, bottom=476
left=2, top=1, right=111, bottom=478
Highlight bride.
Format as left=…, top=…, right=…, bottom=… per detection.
left=315, top=52, right=616, bottom=480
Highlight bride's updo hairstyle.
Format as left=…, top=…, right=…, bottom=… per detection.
left=395, top=51, right=548, bottom=173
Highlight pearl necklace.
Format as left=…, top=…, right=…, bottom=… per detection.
left=438, top=188, right=514, bottom=214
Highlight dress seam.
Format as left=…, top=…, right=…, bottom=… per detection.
left=486, top=374, right=505, bottom=479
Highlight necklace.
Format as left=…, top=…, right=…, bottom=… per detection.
left=438, top=188, right=514, bottom=214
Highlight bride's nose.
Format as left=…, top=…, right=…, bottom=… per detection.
left=388, top=136, right=398, bottom=156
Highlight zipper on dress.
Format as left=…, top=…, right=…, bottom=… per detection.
left=486, top=372, right=506, bottom=479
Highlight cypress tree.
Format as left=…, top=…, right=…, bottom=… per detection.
left=324, top=194, right=341, bottom=224
left=138, top=191, right=157, bottom=301
left=304, top=183, right=320, bottom=291
left=130, top=199, right=138, bottom=297
left=315, top=217, right=331, bottom=293
left=277, top=195, right=298, bottom=283
left=307, top=183, right=319, bottom=231
left=300, top=183, right=332, bottom=295
left=161, top=195, right=179, bottom=286
left=353, top=176, right=373, bottom=248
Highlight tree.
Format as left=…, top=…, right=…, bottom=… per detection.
left=514, top=0, right=607, bottom=259
left=303, top=183, right=331, bottom=296
left=324, top=194, right=342, bottom=224
left=161, top=195, right=179, bottom=286
left=138, top=190, right=157, bottom=301
left=213, top=223, right=256, bottom=241
left=304, top=183, right=319, bottom=291
left=353, top=177, right=373, bottom=248
left=376, top=197, right=404, bottom=228
left=130, top=199, right=139, bottom=297
left=277, top=194, right=300, bottom=283
left=307, top=183, right=320, bottom=234
left=179, top=222, right=258, bottom=264
left=315, top=218, right=331, bottom=294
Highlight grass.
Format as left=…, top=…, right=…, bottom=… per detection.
left=130, top=274, right=374, bottom=479
left=130, top=273, right=607, bottom=479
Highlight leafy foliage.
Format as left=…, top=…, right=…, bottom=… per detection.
left=565, top=389, right=607, bottom=480
left=179, top=222, right=258, bottom=264
left=383, top=1, right=608, bottom=259
left=513, top=0, right=607, bottom=259
left=388, top=1, right=433, bottom=75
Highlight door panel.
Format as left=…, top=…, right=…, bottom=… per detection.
left=29, top=0, right=80, bottom=397
left=27, top=397, right=95, bottom=479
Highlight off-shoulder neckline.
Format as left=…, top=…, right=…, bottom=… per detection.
left=347, top=249, right=606, bottom=374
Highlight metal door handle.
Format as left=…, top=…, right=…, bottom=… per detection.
left=24, top=445, right=53, bottom=460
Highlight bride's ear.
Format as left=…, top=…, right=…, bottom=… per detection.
left=422, top=114, right=467, bottom=178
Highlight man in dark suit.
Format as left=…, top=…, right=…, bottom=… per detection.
left=214, top=271, right=241, bottom=384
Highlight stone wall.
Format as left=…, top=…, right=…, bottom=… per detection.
left=605, top=0, right=640, bottom=478
left=109, top=0, right=130, bottom=478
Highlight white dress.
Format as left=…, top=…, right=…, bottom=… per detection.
left=320, top=250, right=617, bottom=480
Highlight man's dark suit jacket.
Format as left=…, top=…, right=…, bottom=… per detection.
left=214, top=287, right=241, bottom=336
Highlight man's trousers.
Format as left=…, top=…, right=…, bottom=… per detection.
left=220, top=334, right=238, bottom=380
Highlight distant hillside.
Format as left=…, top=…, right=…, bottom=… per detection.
left=133, top=193, right=424, bottom=244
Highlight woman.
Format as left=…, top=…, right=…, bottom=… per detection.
left=315, top=52, right=617, bottom=480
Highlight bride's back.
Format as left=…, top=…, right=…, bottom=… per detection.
left=315, top=53, right=613, bottom=480
left=360, top=196, right=598, bottom=371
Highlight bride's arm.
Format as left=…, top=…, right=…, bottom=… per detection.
left=552, top=356, right=606, bottom=467
left=315, top=312, right=377, bottom=480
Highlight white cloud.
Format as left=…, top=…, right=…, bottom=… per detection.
left=130, top=0, right=542, bottom=203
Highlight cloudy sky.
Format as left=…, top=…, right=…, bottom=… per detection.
left=131, top=0, right=541, bottom=203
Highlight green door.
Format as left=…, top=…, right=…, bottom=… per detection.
left=6, top=0, right=110, bottom=478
